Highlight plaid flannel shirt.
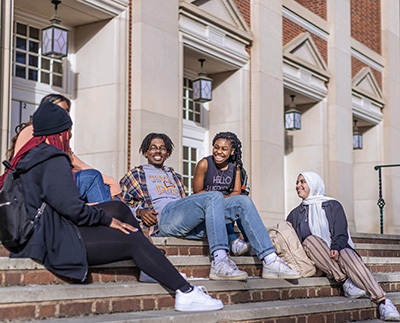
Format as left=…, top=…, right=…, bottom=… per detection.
left=120, top=165, right=186, bottom=236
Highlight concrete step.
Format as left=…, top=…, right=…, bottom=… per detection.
left=352, top=232, right=400, bottom=245
left=13, top=291, right=400, bottom=323
left=2, top=255, right=400, bottom=287
left=0, top=273, right=399, bottom=321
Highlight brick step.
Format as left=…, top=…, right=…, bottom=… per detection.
left=352, top=232, right=400, bottom=245
left=2, top=255, right=400, bottom=287
left=0, top=273, right=399, bottom=321
left=12, top=290, right=400, bottom=323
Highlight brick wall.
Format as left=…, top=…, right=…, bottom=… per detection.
left=233, top=0, right=250, bottom=28
left=351, top=0, right=381, bottom=54
left=294, top=0, right=327, bottom=20
left=283, top=17, right=327, bottom=64
left=351, top=56, right=382, bottom=89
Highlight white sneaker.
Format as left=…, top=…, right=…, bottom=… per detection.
left=139, top=271, right=187, bottom=283
left=209, top=256, right=248, bottom=280
left=380, top=299, right=400, bottom=321
left=231, top=238, right=252, bottom=256
left=262, top=255, right=302, bottom=279
left=175, top=285, right=223, bottom=311
left=343, top=278, right=366, bottom=299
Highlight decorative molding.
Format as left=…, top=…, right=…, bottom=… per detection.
left=352, top=67, right=384, bottom=125
left=179, top=5, right=251, bottom=68
left=282, top=6, right=329, bottom=41
left=77, top=0, right=129, bottom=16
left=351, top=47, right=384, bottom=73
left=283, top=33, right=329, bottom=101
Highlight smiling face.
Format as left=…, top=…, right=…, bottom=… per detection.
left=144, top=138, right=170, bottom=168
left=296, top=174, right=310, bottom=200
left=212, top=138, right=234, bottom=169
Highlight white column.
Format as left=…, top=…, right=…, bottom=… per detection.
left=326, top=0, right=355, bottom=230
left=131, top=0, right=181, bottom=167
left=0, top=0, right=13, bottom=164
left=381, top=0, right=400, bottom=233
left=251, top=0, right=285, bottom=226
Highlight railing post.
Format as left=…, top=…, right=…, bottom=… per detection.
left=374, top=164, right=400, bottom=234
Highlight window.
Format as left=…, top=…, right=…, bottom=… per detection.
left=183, top=77, right=202, bottom=123
left=182, top=145, right=198, bottom=195
left=13, top=22, right=63, bottom=87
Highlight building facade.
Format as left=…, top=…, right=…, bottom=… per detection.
left=1, top=0, right=399, bottom=234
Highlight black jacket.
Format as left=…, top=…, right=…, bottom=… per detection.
left=10, top=143, right=112, bottom=281
left=286, top=200, right=351, bottom=252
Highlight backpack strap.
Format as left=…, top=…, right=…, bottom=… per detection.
left=227, top=162, right=238, bottom=195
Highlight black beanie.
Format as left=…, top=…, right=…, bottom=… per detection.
left=33, top=101, right=72, bottom=136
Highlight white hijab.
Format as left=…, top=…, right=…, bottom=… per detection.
left=300, top=171, right=354, bottom=248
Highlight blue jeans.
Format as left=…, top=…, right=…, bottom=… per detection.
left=74, top=169, right=111, bottom=203
left=159, top=191, right=229, bottom=254
left=223, top=195, right=275, bottom=259
left=158, top=191, right=275, bottom=259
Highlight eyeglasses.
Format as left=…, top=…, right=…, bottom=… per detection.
left=148, top=145, right=167, bottom=152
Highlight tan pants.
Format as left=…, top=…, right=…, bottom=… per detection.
left=303, top=235, right=385, bottom=303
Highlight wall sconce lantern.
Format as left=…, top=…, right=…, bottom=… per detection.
left=353, top=120, right=363, bottom=150
left=42, top=0, right=68, bottom=58
left=193, top=59, right=212, bottom=103
left=285, top=95, right=301, bottom=130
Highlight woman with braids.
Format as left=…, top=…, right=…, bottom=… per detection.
left=0, top=102, right=223, bottom=312
left=193, top=132, right=254, bottom=256
left=7, top=93, right=121, bottom=204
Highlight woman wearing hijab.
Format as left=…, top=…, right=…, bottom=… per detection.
left=0, top=101, right=223, bottom=312
left=287, top=171, right=400, bottom=322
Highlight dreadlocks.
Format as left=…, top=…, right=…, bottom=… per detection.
left=212, top=132, right=243, bottom=168
left=139, top=133, right=175, bottom=155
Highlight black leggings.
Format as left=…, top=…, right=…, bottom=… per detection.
left=77, top=201, right=190, bottom=292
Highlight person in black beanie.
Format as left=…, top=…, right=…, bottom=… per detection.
left=7, top=101, right=223, bottom=312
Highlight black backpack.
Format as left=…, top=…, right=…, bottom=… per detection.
left=228, top=163, right=250, bottom=196
left=0, top=161, right=46, bottom=252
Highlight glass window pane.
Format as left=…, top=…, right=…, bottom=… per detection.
left=191, top=148, right=197, bottom=161
left=189, top=100, right=193, bottom=111
left=15, top=65, right=25, bottom=78
left=182, top=110, right=186, bottom=119
left=29, top=27, right=39, bottom=40
left=41, top=72, right=50, bottom=84
left=183, top=177, right=189, bottom=188
left=16, top=23, right=27, bottom=36
left=189, top=111, right=193, bottom=120
left=188, top=79, right=192, bottom=88
left=16, top=37, right=26, bottom=50
left=16, top=51, right=26, bottom=64
left=41, top=58, right=50, bottom=70
left=53, top=61, right=62, bottom=74
left=183, top=146, right=189, bottom=160
left=28, top=69, right=38, bottom=81
left=191, top=163, right=196, bottom=174
left=53, top=75, right=62, bottom=87
left=195, top=104, right=200, bottom=112
left=29, top=40, right=39, bottom=53
left=189, top=89, right=193, bottom=99
left=183, top=162, right=188, bottom=174
left=195, top=114, right=200, bottom=123
left=29, top=55, right=38, bottom=67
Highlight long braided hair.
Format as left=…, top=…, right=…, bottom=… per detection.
left=212, top=131, right=243, bottom=169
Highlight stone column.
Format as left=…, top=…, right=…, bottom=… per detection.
left=381, top=0, right=400, bottom=233
left=251, top=0, right=285, bottom=226
left=0, top=0, right=13, bottom=164
left=326, top=0, right=355, bottom=230
left=131, top=0, right=181, bottom=167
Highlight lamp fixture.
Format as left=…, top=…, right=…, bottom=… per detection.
left=353, top=120, right=363, bottom=150
left=192, top=59, right=212, bottom=103
left=41, top=0, right=68, bottom=58
left=284, top=95, right=301, bottom=130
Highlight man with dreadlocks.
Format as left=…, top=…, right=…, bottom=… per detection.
left=120, top=133, right=301, bottom=280
left=193, top=132, right=300, bottom=278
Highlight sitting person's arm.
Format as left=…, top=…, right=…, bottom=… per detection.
left=193, top=158, right=241, bottom=196
left=120, top=168, right=158, bottom=227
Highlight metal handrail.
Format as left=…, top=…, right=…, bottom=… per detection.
left=374, top=164, right=400, bottom=233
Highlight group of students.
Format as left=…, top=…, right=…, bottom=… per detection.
left=0, top=94, right=399, bottom=320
